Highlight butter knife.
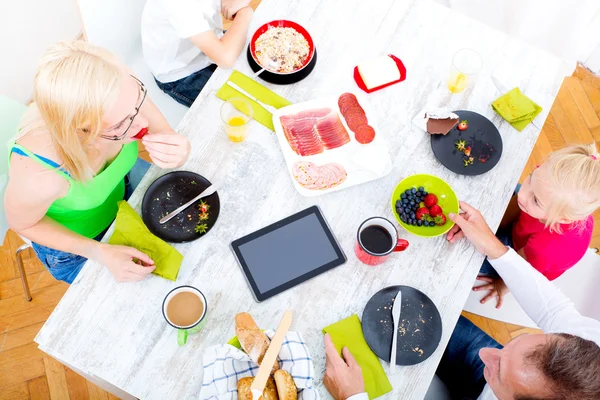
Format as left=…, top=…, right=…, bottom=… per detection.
left=159, top=184, right=217, bottom=224
left=390, top=289, right=402, bottom=373
left=226, top=81, right=278, bottom=114
left=250, top=311, right=293, bottom=400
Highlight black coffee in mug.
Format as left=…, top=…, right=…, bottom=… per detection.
left=360, top=225, right=393, bottom=254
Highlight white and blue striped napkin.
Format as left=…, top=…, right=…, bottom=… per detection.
left=199, top=331, right=319, bottom=400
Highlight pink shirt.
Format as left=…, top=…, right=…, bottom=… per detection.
left=512, top=211, right=593, bottom=280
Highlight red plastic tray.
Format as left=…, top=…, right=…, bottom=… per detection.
left=353, top=54, right=407, bottom=94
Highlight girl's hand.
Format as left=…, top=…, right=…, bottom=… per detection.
left=473, top=276, right=510, bottom=308
left=93, top=243, right=156, bottom=282
left=142, top=133, right=190, bottom=169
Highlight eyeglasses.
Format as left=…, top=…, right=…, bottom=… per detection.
left=99, top=75, right=147, bottom=141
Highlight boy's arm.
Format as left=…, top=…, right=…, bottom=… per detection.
left=189, top=7, right=253, bottom=68
left=498, top=194, right=520, bottom=229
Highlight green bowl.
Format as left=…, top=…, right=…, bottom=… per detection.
left=390, top=174, right=459, bottom=237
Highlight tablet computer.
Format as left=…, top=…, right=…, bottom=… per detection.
left=231, top=206, right=346, bottom=302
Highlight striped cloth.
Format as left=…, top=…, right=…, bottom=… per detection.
left=199, top=331, right=320, bottom=400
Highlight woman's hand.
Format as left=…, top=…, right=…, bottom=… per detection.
left=446, top=201, right=508, bottom=260
left=142, top=133, right=190, bottom=169
left=93, top=243, right=156, bottom=282
left=221, top=0, right=251, bottom=20
left=473, top=276, right=510, bottom=308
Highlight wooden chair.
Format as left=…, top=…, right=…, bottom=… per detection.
left=0, top=95, right=32, bottom=301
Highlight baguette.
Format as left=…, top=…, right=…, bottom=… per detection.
left=235, top=313, right=279, bottom=372
left=237, top=376, right=279, bottom=400
left=273, top=370, right=297, bottom=400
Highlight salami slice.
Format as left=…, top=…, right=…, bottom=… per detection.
left=355, top=125, right=376, bottom=144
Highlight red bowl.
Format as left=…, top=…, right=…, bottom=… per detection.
left=249, top=20, right=315, bottom=76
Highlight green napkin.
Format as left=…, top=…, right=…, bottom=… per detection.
left=492, top=87, right=542, bottom=131
left=323, top=315, right=392, bottom=399
left=108, top=201, right=183, bottom=281
left=216, top=70, right=292, bottom=131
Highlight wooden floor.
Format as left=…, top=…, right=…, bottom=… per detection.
left=2, top=47, right=600, bottom=400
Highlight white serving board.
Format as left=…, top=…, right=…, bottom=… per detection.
left=272, top=92, right=393, bottom=197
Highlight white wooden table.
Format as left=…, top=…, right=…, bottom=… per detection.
left=35, top=0, right=571, bottom=398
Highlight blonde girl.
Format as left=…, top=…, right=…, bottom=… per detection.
left=448, top=144, right=600, bottom=307
left=4, top=41, right=190, bottom=283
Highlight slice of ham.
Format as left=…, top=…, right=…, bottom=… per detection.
left=291, top=161, right=347, bottom=191
left=280, top=108, right=350, bottom=156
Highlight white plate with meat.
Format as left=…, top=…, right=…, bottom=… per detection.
left=272, top=92, right=392, bottom=196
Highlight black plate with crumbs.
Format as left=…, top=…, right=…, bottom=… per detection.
left=431, top=110, right=503, bottom=176
left=362, top=285, right=442, bottom=366
left=141, top=171, right=220, bottom=243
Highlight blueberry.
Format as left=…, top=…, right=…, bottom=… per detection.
left=412, top=220, right=418, bottom=226
left=401, top=193, right=406, bottom=199
left=409, top=200, right=415, bottom=206
left=423, top=191, right=428, bottom=196
left=418, top=186, right=424, bottom=192
left=402, top=213, right=408, bottom=220
left=410, top=212, right=416, bottom=219
left=429, top=221, right=435, bottom=227
left=417, top=220, right=423, bottom=226
left=398, top=207, right=404, bottom=214
left=403, top=198, right=409, bottom=204
left=411, top=188, right=417, bottom=194
left=404, top=189, right=411, bottom=195
left=396, top=200, right=402, bottom=207
left=400, top=215, right=406, bottom=222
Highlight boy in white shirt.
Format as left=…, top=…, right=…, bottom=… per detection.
left=141, top=0, right=253, bottom=107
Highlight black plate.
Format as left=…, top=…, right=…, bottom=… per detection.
left=246, top=46, right=318, bottom=85
left=141, top=171, right=220, bottom=243
left=362, top=285, right=442, bottom=366
left=431, top=110, right=503, bottom=176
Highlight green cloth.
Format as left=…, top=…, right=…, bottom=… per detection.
left=8, top=140, right=138, bottom=238
left=108, top=201, right=183, bottom=281
left=216, top=70, right=292, bottom=131
left=323, top=315, right=392, bottom=399
left=492, top=87, right=542, bottom=132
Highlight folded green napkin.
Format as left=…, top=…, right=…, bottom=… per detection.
left=216, top=70, right=292, bottom=131
left=323, top=315, right=392, bottom=399
left=492, top=87, right=542, bottom=132
left=108, top=201, right=183, bottom=281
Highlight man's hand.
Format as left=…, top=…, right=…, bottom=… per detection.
left=323, top=333, right=365, bottom=400
left=473, top=276, right=510, bottom=308
left=446, top=201, right=508, bottom=260
left=221, top=0, right=251, bottom=20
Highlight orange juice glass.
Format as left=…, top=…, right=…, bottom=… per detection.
left=220, top=98, right=253, bottom=142
left=447, top=48, right=483, bottom=94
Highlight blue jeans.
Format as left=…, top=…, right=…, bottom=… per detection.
left=436, top=316, right=503, bottom=399
left=31, top=158, right=151, bottom=284
left=155, top=64, right=217, bottom=108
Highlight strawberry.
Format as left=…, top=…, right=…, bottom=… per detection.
left=198, top=200, right=210, bottom=214
left=457, top=120, right=468, bottom=131
left=463, top=146, right=472, bottom=157
left=415, top=207, right=430, bottom=221
left=424, top=193, right=438, bottom=208
left=429, top=204, right=443, bottom=217
left=434, top=214, right=447, bottom=226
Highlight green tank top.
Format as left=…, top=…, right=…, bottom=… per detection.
left=8, top=141, right=139, bottom=238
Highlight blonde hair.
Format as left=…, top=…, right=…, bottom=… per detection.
left=18, top=41, right=124, bottom=182
left=543, top=143, right=600, bottom=233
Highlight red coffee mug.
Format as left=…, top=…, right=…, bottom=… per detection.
left=355, top=217, right=409, bottom=266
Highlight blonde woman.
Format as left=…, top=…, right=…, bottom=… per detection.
left=447, top=144, right=600, bottom=307
left=4, top=41, right=190, bottom=284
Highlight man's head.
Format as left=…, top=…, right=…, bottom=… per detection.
left=479, top=333, right=600, bottom=400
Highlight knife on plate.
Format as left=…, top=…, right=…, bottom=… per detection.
left=226, top=81, right=278, bottom=115
left=251, top=310, right=293, bottom=400
left=390, top=289, right=402, bottom=373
